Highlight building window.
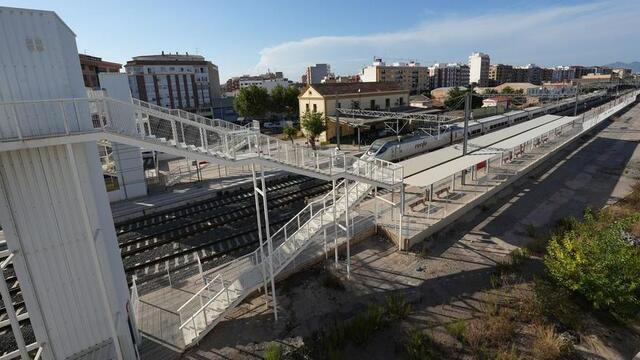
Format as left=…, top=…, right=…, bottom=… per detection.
left=385, top=98, right=390, bottom=109
left=370, top=99, right=375, bottom=109
left=313, top=104, right=317, bottom=112
left=337, top=102, right=341, bottom=108
left=398, top=97, right=404, bottom=105
left=306, top=103, right=310, bottom=112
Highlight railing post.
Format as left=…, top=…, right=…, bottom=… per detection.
left=59, top=102, right=70, bottom=135
left=344, top=180, right=350, bottom=278
left=332, top=180, right=338, bottom=266
left=170, top=120, right=178, bottom=142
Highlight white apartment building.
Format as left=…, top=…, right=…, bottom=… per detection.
left=429, top=63, right=470, bottom=88
left=239, top=76, right=292, bottom=93
left=125, top=53, right=221, bottom=116
left=469, top=52, right=490, bottom=87
left=361, top=58, right=430, bottom=95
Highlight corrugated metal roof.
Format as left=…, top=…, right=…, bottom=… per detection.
left=401, top=114, right=562, bottom=178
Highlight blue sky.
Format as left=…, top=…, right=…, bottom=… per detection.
left=7, top=0, right=640, bottom=81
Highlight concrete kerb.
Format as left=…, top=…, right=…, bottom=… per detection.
left=406, top=99, right=638, bottom=249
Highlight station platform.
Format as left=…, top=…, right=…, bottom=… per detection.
left=360, top=93, right=637, bottom=249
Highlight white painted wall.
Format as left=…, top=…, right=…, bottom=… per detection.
left=99, top=73, right=148, bottom=200
left=0, top=7, right=137, bottom=359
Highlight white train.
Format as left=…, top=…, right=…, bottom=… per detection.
left=362, top=91, right=606, bottom=162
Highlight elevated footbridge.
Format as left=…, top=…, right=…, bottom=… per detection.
left=0, top=94, right=402, bottom=351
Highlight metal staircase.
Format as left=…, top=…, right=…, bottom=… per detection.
left=176, top=178, right=372, bottom=346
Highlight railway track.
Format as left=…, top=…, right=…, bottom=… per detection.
left=121, top=176, right=333, bottom=286
left=115, top=174, right=309, bottom=237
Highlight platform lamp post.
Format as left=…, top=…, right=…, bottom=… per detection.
left=574, top=82, right=581, bottom=117
left=463, top=91, right=471, bottom=155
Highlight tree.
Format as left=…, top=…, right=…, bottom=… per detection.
left=300, top=111, right=326, bottom=149
left=233, top=85, right=270, bottom=118
left=270, top=85, right=300, bottom=118
left=283, top=125, right=297, bottom=145
left=500, top=86, right=515, bottom=94
left=283, top=86, right=300, bottom=118
left=269, top=85, right=287, bottom=114
left=444, top=87, right=483, bottom=109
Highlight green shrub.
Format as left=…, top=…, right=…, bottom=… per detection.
left=404, top=328, right=444, bottom=360
left=264, top=342, right=282, bottom=360
left=445, top=319, right=466, bottom=341
left=534, top=279, right=583, bottom=330
left=385, top=295, right=411, bottom=320
left=544, top=210, right=640, bottom=321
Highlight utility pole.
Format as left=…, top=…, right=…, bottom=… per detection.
left=573, top=82, right=580, bottom=116
left=463, top=91, right=471, bottom=155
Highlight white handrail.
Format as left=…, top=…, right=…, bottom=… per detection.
left=178, top=285, right=227, bottom=330
left=176, top=273, right=221, bottom=313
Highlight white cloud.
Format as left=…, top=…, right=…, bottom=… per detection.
left=255, top=1, right=640, bottom=78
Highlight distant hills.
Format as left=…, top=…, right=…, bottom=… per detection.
left=604, top=61, right=640, bottom=73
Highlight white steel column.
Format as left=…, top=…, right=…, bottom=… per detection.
left=374, top=187, right=378, bottom=232
left=399, top=183, right=405, bottom=251
left=259, top=165, right=278, bottom=321
left=332, top=179, right=338, bottom=266
left=251, top=164, right=269, bottom=310
left=344, top=181, right=351, bottom=278
left=67, top=144, right=124, bottom=360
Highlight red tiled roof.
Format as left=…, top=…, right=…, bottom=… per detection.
left=306, top=82, right=407, bottom=96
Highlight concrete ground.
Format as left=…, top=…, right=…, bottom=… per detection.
left=173, top=101, right=640, bottom=359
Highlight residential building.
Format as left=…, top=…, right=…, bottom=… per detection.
left=321, top=74, right=360, bottom=83
left=494, top=82, right=539, bottom=94
left=580, top=73, right=615, bottom=83
left=429, top=63, right=470, bottom=88
left=430, top=86, right=467, bottom=106
left=551, top=66, right=575, bottom=82
left=541, top=67, right=554, bottom=83
left=79, top=54, right=121, bottom=88
left=226, top=72, right=292, bottom=95
left=298, top=82, right=410, bottom=142
left=238, top=72, right=291, bottom=93
left=125, top=52, right=221, bottom=116
left=361, top=58, right=431, bottom=95
left=612, top=68, right=632, bottom=79
left=570, top=65, right=596, bottom=79
left=482, top=96, right=510, bottom=108
left=489, top=64, right=514, bottom=85
left=469, top=52, right=490, bottom=86
left=305, top=63, right=331, bottom=84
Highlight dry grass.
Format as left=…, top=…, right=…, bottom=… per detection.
left=464, top=306, right=517, bottom=350
left=630, top=220, right=640, bottom=238
left=530, top=323, right=571, bottom=360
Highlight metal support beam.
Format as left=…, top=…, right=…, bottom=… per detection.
left=259, top=165, right=278, bottom=321
left=0, top=253, right=29, bottom=360
left=251, top=164, right=269, bottom=310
